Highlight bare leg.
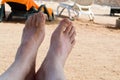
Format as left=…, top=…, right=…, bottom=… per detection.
left=25, top=60, right=36, bottom=80
left=36, top=19, right=76, bottom=80
left=0, top=12, right=46, bottom=80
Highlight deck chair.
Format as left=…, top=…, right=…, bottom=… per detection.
left=0, top=0, right=39, bottom=21
left=0, top=4, right=5, bottom=22
left=6, top=2, right=38, bottom=21
left=1, top=0, right=55, bottom=22
left=1, top=2, right=54, bottom=21
left=57, top=0, right=94, bottom=20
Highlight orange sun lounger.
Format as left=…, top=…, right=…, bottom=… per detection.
left=0, top=0, right=54, bottom=21
left=1, top=0, right=39, bottom=10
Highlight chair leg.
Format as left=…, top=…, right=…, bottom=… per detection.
left=89, top=8, right=94, bottom=20
left=68, top=9, right=75, bottom=20
left=2, top=4, right=6, bottom=19
left=91, top=12, right=94, bottom=20
left=73, top=10, right=78, bottom=17
left=0, top=15, right=2, bottom=22
left=59, top=8, right=65, bottom=16
left=57, top=6, right=65, bottom=16
left=3, top=6, right=6, bottom=18
left=52, top=12, right=55, bottom=20
left=89, top=14, right=92, bottom=20
left=57, top=6, right=60, bottom=16
left=68, top=9, right=72, bottom=19
left=0, top=9, right=2, bottom=22
left=89, top=12, right=94, bottom=21
left=0, top=4, right=5, bottom=22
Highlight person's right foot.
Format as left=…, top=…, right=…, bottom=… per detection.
left=48, top=18, right=76, bottom=66
left=36, top=19, right=76, bottom=80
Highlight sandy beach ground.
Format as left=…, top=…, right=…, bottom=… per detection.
left=0, top=1, right=120, bottom=80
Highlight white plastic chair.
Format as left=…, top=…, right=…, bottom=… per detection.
left=57, top=0, right=94, bottom=20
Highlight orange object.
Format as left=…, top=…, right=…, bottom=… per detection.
left=47, top=8, right=53, bottom=16
left=1, top=0, right=39, bottom=10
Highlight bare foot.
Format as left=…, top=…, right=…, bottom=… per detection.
left=16, top=12, right=45, bottom=63
left=16, top=12, right=46, bottom=79
left=49, top=18, right=76, bottom=66
left=0, top=12, right=46, bottom=80
left=36, top=18, right=76, bottom=80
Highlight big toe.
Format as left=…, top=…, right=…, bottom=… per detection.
left=57, top=18, right=71, bottom=32
left=36, top=12, right=46, bottom=28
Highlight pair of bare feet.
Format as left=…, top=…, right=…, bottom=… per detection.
left=0, top=12, right=76, bottom=80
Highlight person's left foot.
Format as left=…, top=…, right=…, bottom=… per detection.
left=0, top=12, right=46, bottom=80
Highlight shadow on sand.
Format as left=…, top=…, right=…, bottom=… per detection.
left=95, top=13, right=120, bottom=17
left=1, top=12, right=62, bottom=25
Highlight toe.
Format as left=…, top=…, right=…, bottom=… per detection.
left=69, top=26, right=75, bottom=38
left=58, top=18, right=71, bottom=32
left=31, top=14, right=37, bottom=27
left=63, top=18, right=71, bottom=24
left=36, top=12, right=45, bottom=28
left=25, top=15, right=33, bottom=28
left=25, top=15, right=35, bottom=28
left=70, top=31, right=76, bottom=43
left=64, top=22, right=73, bottom=34
left=71, top=39, right=76, bottom=47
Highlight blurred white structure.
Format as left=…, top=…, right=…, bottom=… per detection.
left=57, top=0, right=94, bottom=20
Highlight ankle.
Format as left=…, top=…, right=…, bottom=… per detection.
left=40, top=58, right=65, bottom=80
left=47, top=48, right=66, bottom=66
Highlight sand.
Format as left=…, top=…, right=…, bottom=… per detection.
left=0, top=1, right=120, bottom=80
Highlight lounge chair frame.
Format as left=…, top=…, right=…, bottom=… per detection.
left=0, top=4, right=5, bottom=22
left=57, top=0, right=94, bottom=20
left=6, top=2, right=38, bottom=21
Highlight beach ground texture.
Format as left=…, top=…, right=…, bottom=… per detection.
left=0, top=1, right=120, bottom=80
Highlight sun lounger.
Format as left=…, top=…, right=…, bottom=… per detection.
left=57, top=0, right=94, bottom=20
left=0, top=0, right=55, bottom=22
left=6, top=2, right=37, bottom=21
left=0, top=0, right=39, bottom=21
